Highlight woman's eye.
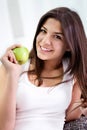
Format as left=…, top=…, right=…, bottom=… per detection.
left=40, top=28, right=46, bottom=33
left=54, top=35, right=62, bottom=40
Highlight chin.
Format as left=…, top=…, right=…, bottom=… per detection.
left=37, top=55, right=47, bottom=60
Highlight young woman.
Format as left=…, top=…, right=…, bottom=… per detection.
left=0, top=7, right=87, bottom=130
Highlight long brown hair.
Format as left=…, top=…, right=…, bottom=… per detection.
left=29, top=7, right=87, bottom=102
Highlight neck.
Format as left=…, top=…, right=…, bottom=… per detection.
left=43, top=60, right=62, bottom=72
left=41, top=62, right=63, bottom=78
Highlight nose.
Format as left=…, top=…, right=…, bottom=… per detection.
left=43, top=34, right=52, bottom=45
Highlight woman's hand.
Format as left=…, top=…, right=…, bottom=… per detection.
left=0, top=44, right=22, bottom=77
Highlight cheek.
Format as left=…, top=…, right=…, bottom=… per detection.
left=55, top=44, right=67, bottom=56
left=36, top=34, right=42, bottom=42
left=36, top=33, right=45, bottom=45
left=36, top=37, right=39, bottom=48
left=36, top=36, right=40, bottom=47
left=36, top=34, right=43, bottom=48
left=36, top=37, right=41, bottom=53
left=36, top=43, right=38, bottom=53
left=55, top=44, right=65, bottom=51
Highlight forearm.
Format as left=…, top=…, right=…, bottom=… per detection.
left=0, top=74, right=19, bottom=130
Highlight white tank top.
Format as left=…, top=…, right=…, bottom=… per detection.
left=14, top=60, right=74, bottom=130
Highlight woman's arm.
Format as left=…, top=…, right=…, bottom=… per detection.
left=0, top=44, right=22, bottom=130
left=0, top=65, right=18, bottom=130
left=82, top=108, right=87, bottom=116
left=65, top=81, right=82, bottom=122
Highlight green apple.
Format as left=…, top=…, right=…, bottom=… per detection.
left=13, top=46, right=29, bottom=64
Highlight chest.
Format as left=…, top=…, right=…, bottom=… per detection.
left=16, top=78, right=73, bottom=114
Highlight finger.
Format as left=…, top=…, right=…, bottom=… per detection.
left=6, top=44, right=22, bottom=52
left=7, top=50, right=18, bottom=64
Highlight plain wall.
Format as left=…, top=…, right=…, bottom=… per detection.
left=0, top=0, right=87, bottom=59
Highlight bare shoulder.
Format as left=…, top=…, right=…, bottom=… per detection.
left=72, top=79, right=81, bottom=101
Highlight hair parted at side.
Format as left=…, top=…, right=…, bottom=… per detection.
left=29, top=7, right=87, bottom=102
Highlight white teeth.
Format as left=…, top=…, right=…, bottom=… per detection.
left=41, top=46, right=51, bottom=51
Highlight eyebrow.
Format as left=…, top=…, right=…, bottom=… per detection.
left=55, top=32, right=64, bottom=36
left=41, top=26, right=64, bottom=36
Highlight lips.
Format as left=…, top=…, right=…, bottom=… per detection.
left=40, top=46, right=52, bottom=52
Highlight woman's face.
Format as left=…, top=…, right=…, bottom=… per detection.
left=36, top=18, right=68, bottom=62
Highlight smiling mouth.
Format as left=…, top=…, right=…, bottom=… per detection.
left=40, top=46, right=52, bottom=52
